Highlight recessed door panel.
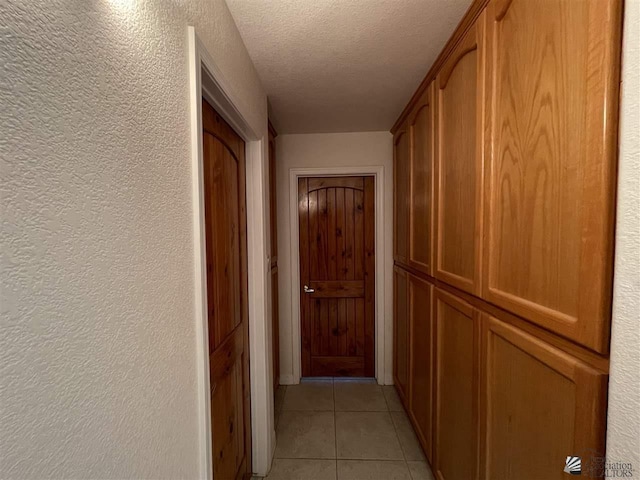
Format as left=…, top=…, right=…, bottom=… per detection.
left=482, top=315, right=607, bottom=479
left=409, top=274, right=434, bottom=462
left=409, top=85, right=435, bottom=275
left=434, top=289, right=479, bottom=480
left=435, top=16, right=485, bottom=295
left=483, top=0, right=621, bottom=352
left=203, top=99, right=251, bottom=480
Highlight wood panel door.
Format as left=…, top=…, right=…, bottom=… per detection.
left=202, top=99, right=251, bottom=480
left=408, top=84, right=435, bottom=275
left=435, top=14, right=485, bottom=295
left=481, top=315, right=608, bottom=480
left=268, top=122, right=279, bottom=390
left=393, top=266, right=410, bottom=405
left=394, top=125, right=410, bottom=265
left=482, top=0, right=622, bottom=353
left=434, top=289, right=479, bottom=480
left=299, top=176, right=375, bottom=377
left=408, top=273, right=434, bottom=463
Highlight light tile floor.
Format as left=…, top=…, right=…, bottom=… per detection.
left=262, top=378, right=435, bottom=480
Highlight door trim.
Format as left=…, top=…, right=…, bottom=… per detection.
left=288, top=166, right=388, bottom=385
left=188, top=27, right=273, bottom=479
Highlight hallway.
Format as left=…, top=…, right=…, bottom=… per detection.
left=2, top=0, right=639, bottom=478
left=265, top=379, right=433, bottom=480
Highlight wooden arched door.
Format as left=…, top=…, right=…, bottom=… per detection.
left=202, top=98, right=251, bottom=480
left=298, top=176, right=375, bottom=377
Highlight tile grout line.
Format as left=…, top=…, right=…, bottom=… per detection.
left=388, top=399, right=411, bottom=476
left=278, top=381, right=425, bottom=478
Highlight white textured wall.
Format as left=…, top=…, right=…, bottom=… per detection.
left=275, top=132, right=394, bottom=384
left=0, top=0, right=267, bottom=478
left=606, top=0, right=640, bottom=468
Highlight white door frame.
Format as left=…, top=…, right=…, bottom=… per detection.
left=188, top=27, right=273, bottom=479
left=289, top=166, right=387, bottom=385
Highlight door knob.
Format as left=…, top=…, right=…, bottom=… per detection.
left=304, top=285, right=315, bottom=293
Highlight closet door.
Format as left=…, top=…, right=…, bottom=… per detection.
left=435, top=14, right=485, bottom=295
left=393, top=266, right=410, bottom=405
left=434, top=289, right=480, bottom=480
left=409, top=274, right=434, bottom=463
left=408, top=85, right=435, bottom=275
left=268, top=122, right=279, bottom=389
left=481, top=315, right=608, bottom=479
left=482, top=0, right=622, bottom=352
left=394, top=126, right=410, bottom=265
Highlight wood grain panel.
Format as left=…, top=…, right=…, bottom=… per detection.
left=309, top=176, right=365, bottom=191
left=483, top=0, right=622, bottom=352
left=435, top=14, right=485, bottom=295
left=434, top=288, right=479, bottom=480
left=299, top=178, right=311, bottom=375
left=393, top=266, right=410, bottom=405
left=363, top=177, right=376, bottom=376
left=308, top=281, right=364, bottom=298
left=409, top=84, right=435, bottom=275
left=408, top=274, right=434, bottom=463
left=203, top=134, right=241, bottom=350
left=268, top=122, right=279, bottom=390
left=203, top=99, right=251, bottom=479
left=311, top=356, right=365, bottom=377
left=268, top=124, right=278, bottom=268
left=394, top=127, right=410, bottom=264
left=300, top=177, right=375, bottom=377
left=481, top=315, right=608, bottom=479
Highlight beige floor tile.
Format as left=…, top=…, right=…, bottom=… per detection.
left=391, top=411, right=426, bottom=462
left=334, top=381, right=387, bottom=412
left=337, top=460, right=411, bottom=480
left=407, top=461, right=435, bottom=480
left=275, top=411, right=336, bottom=459
left=282, top=380, right=334, bottom=411
left=382, top=386, right=404, bottom=412
left=335, top=411, right=403, bottom=460
left=266, top=459, right=337, bottom=480
left=275, top=385, right=287, bottom=413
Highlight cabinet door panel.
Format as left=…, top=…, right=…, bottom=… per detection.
left=482, top=315, right=607, bottom=480
left=409, top=85, right=435, bottom=275
left=434, top=289, right=479, bottom=480
left=409, top=274, right=434, bottom=462
left=394, top=128, right=410, bottom=264
left=435, top=16, right=485, bottom=295
left=393, top=267, right=410, bottom=404
left=483, top=0, right=622, bottom=352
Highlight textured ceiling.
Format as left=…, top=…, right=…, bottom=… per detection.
left=226, top=0, right=472, bottom=133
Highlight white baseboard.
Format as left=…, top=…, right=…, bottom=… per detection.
left=278, top=374, right=296, bottom=385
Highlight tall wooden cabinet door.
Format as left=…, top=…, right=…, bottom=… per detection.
left=482, top=0, right=622, bottom=352
left=268, top=123, right=278, bottom=269
left=434, top=289, right=480, bottom=480
left=393, top=266, right=410, bottom=405
left=408, top=274, right=434, bottom=463
left=268, top=122, right=279, bottom=389
left=409, top=84, right=435, bottom=275
left=435, top=14, right=486, bottom=295
left=481, top=315, right=608, bottom=480
left=394, top=125, right=410, bottom=265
